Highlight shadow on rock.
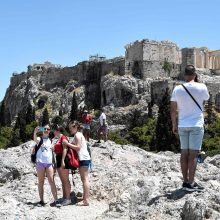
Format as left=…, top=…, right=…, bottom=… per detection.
left=148, top=188, right=193, bottom=206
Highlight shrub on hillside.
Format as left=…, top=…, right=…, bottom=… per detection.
left=108, top=130, right=130, bottom=145
left=0, top=127, right=12, bottom=149
left=203, top=117, right=220, bottom=154
left=127, top=118, right=156, bottom=151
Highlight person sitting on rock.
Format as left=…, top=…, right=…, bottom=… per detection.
left=62, top=121, right=91, bottom=206
left=97, top=109, right=108, bottom=143
left=52, top=124, right=71, bottom=206
left=82, top=109, right=92, bottom=142
left=33, top=125, right=59, bottom=207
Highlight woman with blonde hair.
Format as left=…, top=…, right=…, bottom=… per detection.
left=62, top=121, right=91, bottom=206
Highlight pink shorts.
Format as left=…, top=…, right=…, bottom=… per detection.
left=36, top=162, right=52, bottom=170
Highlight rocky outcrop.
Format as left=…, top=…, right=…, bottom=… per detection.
left=0, top=141, right=220, bottom=220
left=3, top=60, right=220, bottom=128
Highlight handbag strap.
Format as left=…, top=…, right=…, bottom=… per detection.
left=181, top=84, right=203, bottom=112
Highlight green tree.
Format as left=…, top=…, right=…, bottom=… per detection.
left=0, top=127, right=12, bottom=149
left=51, top=115, right=64, bottom=125
left=5, top=107, right=11, bottom=126
left=14, top=111, right=26, bottom=142
left=204, top=94, right=216, bottom=125
left=69, top=92, right=78, bottom=121
left=26, top=103, right=35, bottom=124
left=162, top=61, right=172, bottom=76
left=203, top=117, right=220, bottom=155
left=0, top=100, right=6, bottom=127
left=127, top=118, right=156, bottom=151
left=9, top=129, right=21, bottom=147
left=42, top=108, right=49, bottom=126
left=25, top=121, right=38, bottom=141
left=108, top=130, right=130, bottom=145
left=155, top=88, right=179, bottom=152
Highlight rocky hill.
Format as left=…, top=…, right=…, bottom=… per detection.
left=2, top=39, right=220, bottom=127
left=0, top=140, right=220, bottom=220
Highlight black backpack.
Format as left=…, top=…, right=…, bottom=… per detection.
left=31, top=137, right=43, bottom=163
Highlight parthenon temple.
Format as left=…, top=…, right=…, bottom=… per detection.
left=180, top=47, right=220, bottom=70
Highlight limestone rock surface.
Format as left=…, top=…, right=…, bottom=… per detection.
left=0, top=141, right=220, bottom=220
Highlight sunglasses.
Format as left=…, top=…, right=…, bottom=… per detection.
left=44, top=128, right=50, bottom=131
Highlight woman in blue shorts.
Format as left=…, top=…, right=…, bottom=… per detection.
left=62, top=121, right=91, bottom=206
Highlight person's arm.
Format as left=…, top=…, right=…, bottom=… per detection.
left=170, top=101, right=178, bottom=134
left=32, top=127, right=40, bottom=154
left=33, top=127, right=39, bottom=144
left=61, top=146, right=68, bottom=169
left=62, top=136, right=81, bottom=152
left=61, top=137, right=68, bottom=169
left=203, top=85, right=210, bottom=101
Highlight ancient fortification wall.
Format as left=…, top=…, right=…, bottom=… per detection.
left=209, top=50, right=220, bottom=69
left=4, top=38, right=220, bottom=119
left=181, top=48, right=220, bottom=73
left=142, top=40, right=181, bottom=63
left=125, top=39, right=181, bottom=79
left=102, top=57, right=125, bottom=76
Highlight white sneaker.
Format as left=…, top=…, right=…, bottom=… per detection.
left=61, top=199, right=72, bottom=206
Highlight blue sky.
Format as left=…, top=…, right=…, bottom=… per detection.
left=0, top=0, right=220, bottom=101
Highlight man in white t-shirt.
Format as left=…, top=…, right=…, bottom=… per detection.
left=170, top=65, right=209, bottom=192
left=96, top=109, right=108, bottom=143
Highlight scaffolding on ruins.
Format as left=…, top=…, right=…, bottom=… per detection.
left=89, top=54, right=106, bottom=62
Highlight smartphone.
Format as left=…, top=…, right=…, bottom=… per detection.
left=39, top=126, right=45, bottom=132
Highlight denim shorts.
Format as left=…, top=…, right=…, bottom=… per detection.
left=79, top=160, right=91, bottom=168
left=83, top=124, right=91, bottom=129
left=36, top=162, right=53, bottom=170
left=178, top=127, right=204, bottom=150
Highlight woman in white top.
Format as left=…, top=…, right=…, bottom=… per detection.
left=62, top=121, right=91, bottom=206
left=33, top=125, right=58, bottom=207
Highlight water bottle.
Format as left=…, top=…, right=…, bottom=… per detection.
left=197, top=151, right=205, bottom=163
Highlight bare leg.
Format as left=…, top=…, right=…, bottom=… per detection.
left=180, top=149, right=189, bottom=183
left=188, top=150, right=199, bottom=184
left=88, top=129, right=90, bottom=142
left=46, top=166, right=58, bottom=201
left=79, top=167, right=90, bottom=205
left=98, top=130, right=102, bottom=142
left=57, top=168, right=71, bottom=200
left=37, top=168, right=46, bottom=202
left=57, top=168, right=65, bottom=198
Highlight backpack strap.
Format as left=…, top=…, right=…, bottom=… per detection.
left=35, top=137, right=43, bottom=154
left=61, top=135, right=69, bottom=144
left=181, top=84, right=203, bottom=112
